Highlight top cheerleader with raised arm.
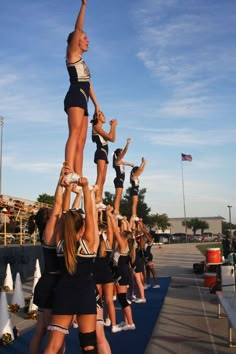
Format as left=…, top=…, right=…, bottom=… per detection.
left=63, top=0, right=100, bottom=185
left=113, top=138, right=134, bottom=220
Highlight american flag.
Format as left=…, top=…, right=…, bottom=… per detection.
left=181, top=153, right=192, bottom=162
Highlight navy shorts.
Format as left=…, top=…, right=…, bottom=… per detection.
left=64, top=82, right=89, bottom=115
left=130, top=186, right=139, bottom=197
left=114, top=177, right=124, bottom=189
left=113, top=265, right=131, bottom=286
left=94, top=148, right=108, bottom=164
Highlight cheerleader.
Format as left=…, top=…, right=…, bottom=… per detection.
left=138, top=220, right=160, bottom=289
left=44, top=177, right=98, bottom=354
left=113, top=138, right=134, bottom=220
left=106, top=206, right=135, bottom=331
left=63, top=0, right=100, bottom=185
left=129, top=157, right=146, bottom=229
left=30, top=166, right=67, bottom=354
left=128, top=233, right=146, bottom=303
left=94, top=209, right=121, bottom=334
left=91, top=111, right=117, bottom=210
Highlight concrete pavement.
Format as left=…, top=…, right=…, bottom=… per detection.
left=145, top=243, right=234, bottom=354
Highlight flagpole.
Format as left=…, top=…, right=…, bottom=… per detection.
left=181, top=159, right=187, bottom=241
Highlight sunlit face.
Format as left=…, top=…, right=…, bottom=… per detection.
left=97, top=111, right=106, bottom=123
left=79, top=32, right=89, bottom=52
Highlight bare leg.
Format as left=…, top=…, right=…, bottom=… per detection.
left=65, top=107, right=87, bottom=175
left=95, top=160, right=107, bottom=203
left=116, top=285, right=134, bottom=325
left=44, top=315, right=72, bottom=354
left=96, top=307, right=111, bottom=354
left=114, top=188, right=123, bottom=215
left=131, top=195, right=138, bottom=217
left=103, top=283, right=117, bottom=326
left=133, top=272, right=145, bottom=300
left=29, top=310, right=48, bottom=354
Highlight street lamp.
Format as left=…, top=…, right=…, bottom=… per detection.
left=0, top=116, right=4, bottom=195
left=227, top=205, right=232, bottom=238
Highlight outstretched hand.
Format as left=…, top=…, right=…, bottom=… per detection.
left=82, top=0, right=87, bottom=6
left=127, top=138, right=131, bottom=143
left=106, top=205, right=113, bottom=215
left=77, top=177, right=88, bottom=187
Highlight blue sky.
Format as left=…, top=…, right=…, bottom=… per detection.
left=1, top=0, right=236, bottom=222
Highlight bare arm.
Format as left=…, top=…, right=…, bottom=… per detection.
left=132, top=157, right=147, bottom=179
left=94, top=119, right=117, bottom=142
left=122, top=161, right=134, bottom=167
left=116, top=138, right=131, bottom=163
left=67, top=0, right=87, bottom=60
left=106, top=209, right=126, bottom=252
left=106, top=205, right=114, bottom=246
left=80, top=178, right=95, bottom=250
left=89, top=84, right=100, bottom=114
left=90, top=185, right=99, bottom=252
left=71, top=184, right=82, bottom=209
left=138, top=220, right=152, bottom=244
left=44, top=167, right=65, bottom=245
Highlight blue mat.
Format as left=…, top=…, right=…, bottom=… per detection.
left=0, top=277, right=171, bottom=354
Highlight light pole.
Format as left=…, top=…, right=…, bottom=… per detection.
left=227, top=205, right=232, bottom=238
left=0, top=116, right=4, bottom=195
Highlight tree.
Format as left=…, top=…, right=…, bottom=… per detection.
left=103, top=188, right=151, bottom=223
left=182, top=218, right=209, bottom=234
left=37, top=193, right=54, bottom=206
left=147, top=213, right=170, bottom=231
left=222, top=221, right=236, bottom=235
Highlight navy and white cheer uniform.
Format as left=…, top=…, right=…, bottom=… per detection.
left=33, top=242, right=61, bottom=309
left=51, top=238, right=97, bottom=316
left=144, top=241, right=154, bottom=263
left=130, top=174, right=139, bottom=197
left=130, top=242, right=144, bottom=273
left=92, top=130, right=108, bottom=164
left=113, top=161, right=125, bottom=189
left=93, top=236, right=114, bottom=284
left=64, top=57, right=90, bottom=115
left=112, top=246, right=131, bottom=286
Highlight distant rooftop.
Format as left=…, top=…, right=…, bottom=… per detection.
left=169, top=216, right=225, bottom=221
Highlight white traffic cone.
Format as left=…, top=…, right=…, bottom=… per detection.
left=28, top=260, right=41, bottom=313
left=3, top=263, right=13, bottom=291
left=11, top=273, right=25, bottom=309
left=0, top=291, right=14, bottom=342
left=34, top=258, right=41, bottom=279
left=28, top=274, right=39, bottom=313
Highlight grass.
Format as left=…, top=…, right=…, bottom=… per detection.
left=196, top=242, right=222, bottom=256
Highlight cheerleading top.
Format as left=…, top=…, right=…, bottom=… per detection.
left=66, top=57, right=91, bottom=84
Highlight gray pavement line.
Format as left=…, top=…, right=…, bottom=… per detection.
left=195, top=276, right=218, bottom=354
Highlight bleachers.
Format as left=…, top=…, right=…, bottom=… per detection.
left=0, top=194, right=52, bottom=246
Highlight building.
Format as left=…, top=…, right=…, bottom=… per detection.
left=168, top=216, right=225, bottom=235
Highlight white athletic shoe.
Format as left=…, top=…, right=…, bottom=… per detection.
left=64, top=172, right=80, bottom=184
left=135, top=298, right=146, bottom=304
left=112, top=325, right=123, bottom=333
left=113, top=295, right=117, bottom=301
left=96, top=202, right=106, bottom=210
left=153, top=284, right=160, bottom=289
left=131, top=295, right=137, bottom=302
left=104, top=318, right=111, bottom=327
left=122, top=323, right=136, bottom=331
left=144, top=283, right=150, bottom=289
left=127, top=298, right=132, bottom=305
